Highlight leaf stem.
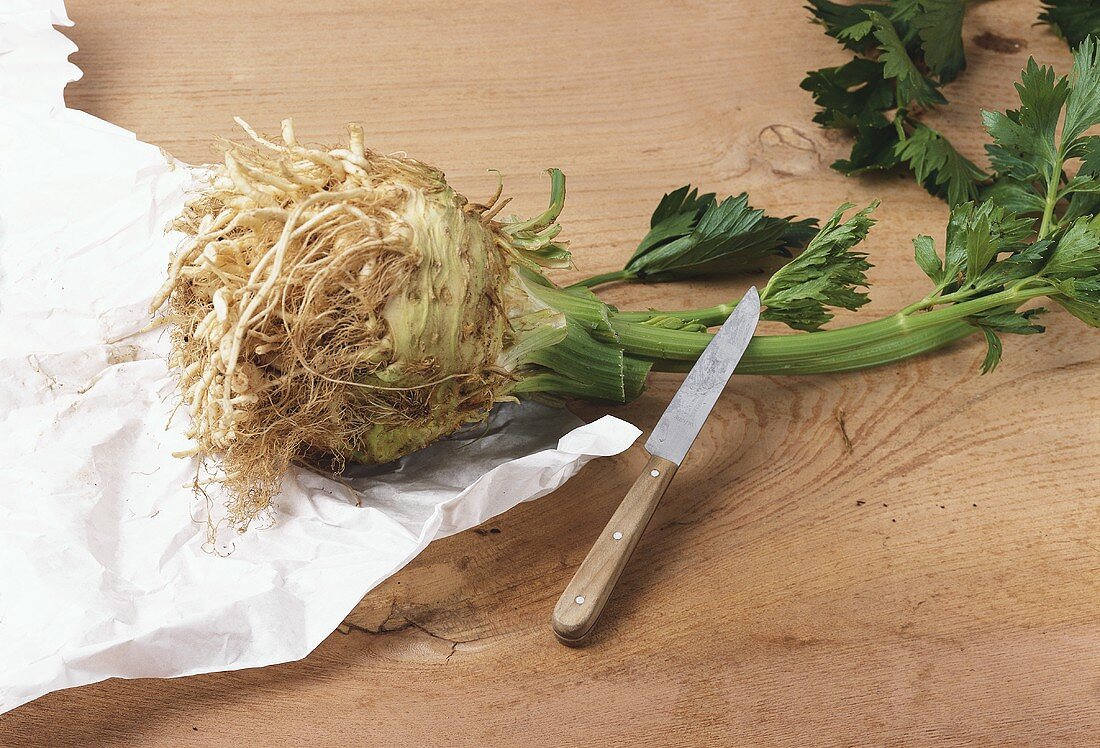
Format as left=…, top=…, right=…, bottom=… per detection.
left=648, top=319, right=978, bottom=375
left=608, top=285, right=1051, bottom=374
left=1039, top=156, right=1066, bottom=239
left=567, top=269, right=637, bottom=289
left=897, top=286, right=977, bottom=315
left=612, top=302, right=738, bottom=326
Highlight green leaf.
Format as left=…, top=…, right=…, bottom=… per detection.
left=977, top=51, right=1100, bottom=228
left=638, top=186, right=717, bottom=252
left=983, top=115, right=1045, bottom=182
left=1060, top=175, right=1100, bottom=197
left=1040, top=216, right=1100, bottom=325
left=1073, top=135, right=1100, bottom=173
left=913, top=234, right=944, bottom=283
left=1039, top=2, right=1100, bottom=49
left=834, top=119, right=903, bottom=173
left=802, top=3, right=975, bottom=199
left=1053, top=278, right=1100, bottom=326
left=801, top=59, right=894, bottom=128
left=888, top=0, right=924, bottom=28
left=943, top=201, right=1035, bottom=284
left=838, top=19, right=875, bottom=42
left=623, top=189, right=818, bottom=281
left=895, top=123, right=987, bottom=204
left=942, top=205, right=971, bottom=280
left=982, top=59, right=1069, bottom=182
left=1065, top=136, right=1100, bottom=223
left=649, top=185, right=713, bottom=227
left=976, top=240, right=1052, bottom=287
left=978, top=327, right=1003, bottom=373
left=913, top=0, right=968, bottom=83
left=1043, top=215, right=1100, bottom=278
left=867, top=11, right=947, bottom=107
left=971, top=307, right=1047, bottom=335
left=971, top=308, right=1046, bottom=373
left=1063, top=37, right=1100, bottom=144
left=980, top=178, right=1049, bottom=216
left=965, top=222, right=1000, bottom=281
left=806, top=0, right=889, bottom=50
left=760, top=202, right=875, bottom=331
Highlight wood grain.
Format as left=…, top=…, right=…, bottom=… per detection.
left=3, top=1, right=1100, bottom=745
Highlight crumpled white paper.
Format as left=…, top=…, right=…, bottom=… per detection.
left=0, top=5, right=641, bottom=714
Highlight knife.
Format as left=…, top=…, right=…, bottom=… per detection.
left=551, top=286, right=761, bottom=646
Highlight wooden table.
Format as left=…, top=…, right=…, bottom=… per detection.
left=4, top=1, right=1099, bottom=745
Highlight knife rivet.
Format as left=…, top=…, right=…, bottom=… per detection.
left=650, top=469, right=660, bottom=477
left=575, top=596, right=585, bottom=605
left=612, top=531, right=623, bottom=540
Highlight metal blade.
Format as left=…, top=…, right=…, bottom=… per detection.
left=644, top=286, right=761, bottom=465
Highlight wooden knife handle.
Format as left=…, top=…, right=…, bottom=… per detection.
left=552, top=454, right=678, bottom=646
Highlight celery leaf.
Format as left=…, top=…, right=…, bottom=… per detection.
left=1039, top=1, right=1100, bottom=49
left=760, top=203, right=875, bottom=330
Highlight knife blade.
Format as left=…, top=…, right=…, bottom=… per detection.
left=551, top=286, right=761, bottom=645
left=646, top=285, right=760, bottom=464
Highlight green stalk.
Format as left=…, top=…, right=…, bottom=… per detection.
left=1038, top=107, right=1076, bottom=240
left=613, top=302, right=737, bottom=326
left=567, top=269, right=637, bottom=289
left=503, top=169, right=566, bottom=235
left=609, top=285, right=1051, bottom=375
left=517, top=267, right=615, bottom=337
left=518, top=321, right=629, bottom=401
left=646, top=318, right=975, bottom=374
left=1039, top=157, right=1065, bottom=240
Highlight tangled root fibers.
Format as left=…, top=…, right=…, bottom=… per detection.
left=154, top=119, right=519, bottom=528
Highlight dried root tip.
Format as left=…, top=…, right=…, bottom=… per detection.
left=347, top=122, right=365, bottom=159
left=281, top=119, right=296, bottom=146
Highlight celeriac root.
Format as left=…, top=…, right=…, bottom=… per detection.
left=156, top=119, right=517, bottom=529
